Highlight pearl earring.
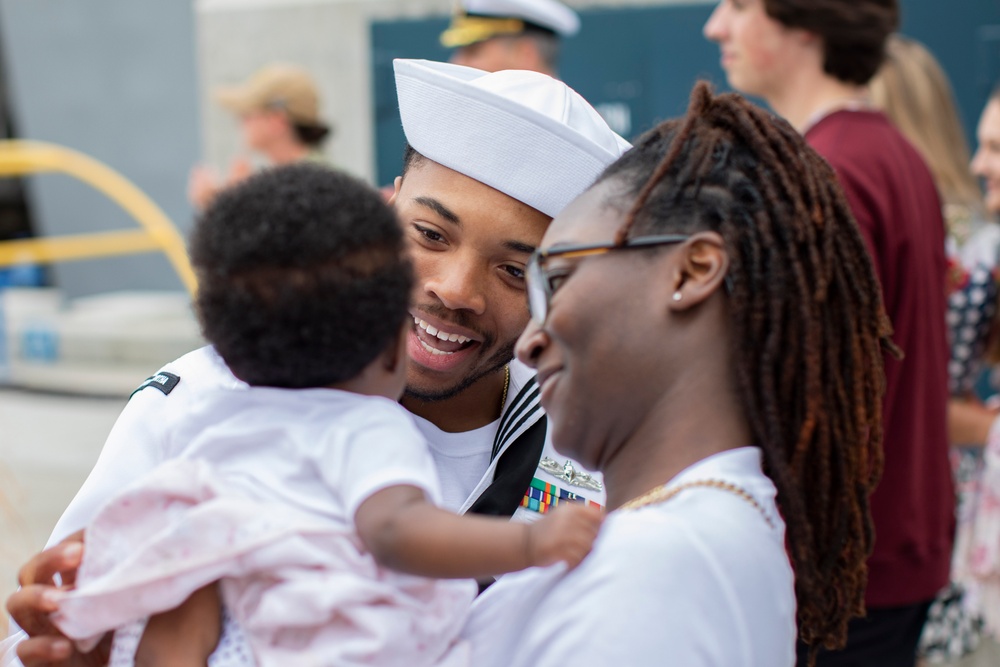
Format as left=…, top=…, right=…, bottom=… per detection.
left=672, top=292, right=682, bottom=302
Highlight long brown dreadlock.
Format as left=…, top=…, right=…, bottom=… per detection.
left=602, top=82, right=898, bottom=658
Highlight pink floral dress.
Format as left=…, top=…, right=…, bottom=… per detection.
left=920, top=220, right=1000, bottom=659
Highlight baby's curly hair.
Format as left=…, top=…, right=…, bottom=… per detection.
left=190, top=163, right=413, bottom=388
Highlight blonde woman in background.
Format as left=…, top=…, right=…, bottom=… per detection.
left=871, top=35, right=1000, bottom=664
left=870, top=35, right=984, bottom=236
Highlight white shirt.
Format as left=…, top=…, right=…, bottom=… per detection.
left=46, top=346, right=245, bottom=546
left=461, top=448, right=797, bottom=667
left=1, top=346, right=605, bottom=665
left=167, top=386, right=444, bottom=518
left=39, top=347, right=603, bottom=541
left=417, top=416, right=497, bottom=512
left=49, top=387, right=473, bottom=666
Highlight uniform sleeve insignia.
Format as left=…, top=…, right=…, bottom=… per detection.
left=129, top=372, right=181, bottom=399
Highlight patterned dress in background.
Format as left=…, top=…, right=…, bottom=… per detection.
left=919, top=220, right=999, bottom=662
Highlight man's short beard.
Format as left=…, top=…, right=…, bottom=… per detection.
left=404, top=340, right=516, bottom=403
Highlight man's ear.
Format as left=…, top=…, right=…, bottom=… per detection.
left=668, top=231, right=730, bottom=311
left=386, top=176, right=403, bottom=207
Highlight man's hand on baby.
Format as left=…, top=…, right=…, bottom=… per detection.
left=6, top=532, right=112, bottom=666
left=525, top=503, right=604, bottom=570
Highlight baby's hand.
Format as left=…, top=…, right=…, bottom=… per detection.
left=525, top=503, right=603, bottom=570
left=187, top=165, right=220, bottom=211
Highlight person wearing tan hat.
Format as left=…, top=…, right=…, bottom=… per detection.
left=188, top=63, right=332, bottom=210
left=441, top=0, right=580, bottom=77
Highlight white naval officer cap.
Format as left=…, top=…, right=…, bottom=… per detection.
left=394, top=59, right=631, bottom=219
left=440, top=0, right=581, bottom=48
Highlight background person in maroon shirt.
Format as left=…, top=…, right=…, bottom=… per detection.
left=704, top=1, right=954, bottom=666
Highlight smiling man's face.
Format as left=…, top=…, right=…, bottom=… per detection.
left=390, top=158, right=551, bottom=401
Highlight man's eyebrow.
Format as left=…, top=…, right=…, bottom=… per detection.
left=411, top=196, right=535, bottom=254
left=413, top=196, right=460, bottom=225
left=503, top=240, right=536, bottom=255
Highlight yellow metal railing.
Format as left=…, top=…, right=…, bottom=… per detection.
left=0, top=140, right=196, bottom=294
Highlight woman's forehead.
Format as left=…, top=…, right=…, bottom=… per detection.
left=542, top=182, right=626, bottom=249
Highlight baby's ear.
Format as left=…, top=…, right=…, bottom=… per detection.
left=384, top=320, right=410, bottom=373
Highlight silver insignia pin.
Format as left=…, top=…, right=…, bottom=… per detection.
left=539, top=457, right=603, bottom=492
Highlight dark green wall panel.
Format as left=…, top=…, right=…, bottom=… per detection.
left=373, top=2, right=1000, bottom=186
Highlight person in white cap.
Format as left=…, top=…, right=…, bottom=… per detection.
left=4, top=59, right=628, bottom=666
left=440, top=0, right=580, bottom=77
left=187, top=63, right=333, bottom=210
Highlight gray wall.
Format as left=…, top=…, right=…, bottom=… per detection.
left=0, top=0, right=201, bottom=297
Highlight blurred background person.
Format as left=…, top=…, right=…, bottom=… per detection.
left=440, top=0, right=579, bottom=77
left=704, top=2, right=955, bottom=665
left=931, top=86, right=1000, bottom=663
left=188, top=63, right=332, bottom=210
left=871, top=34, right=998, bottom=665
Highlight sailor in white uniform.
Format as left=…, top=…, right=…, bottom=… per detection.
left=3, top=59, right=628, bottom=666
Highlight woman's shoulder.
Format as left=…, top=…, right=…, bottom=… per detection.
left=467, top=501, right=795, bottom=667
left=484, top=484, right=790, bottom=620
left=592, top=491, right=786, bottom=583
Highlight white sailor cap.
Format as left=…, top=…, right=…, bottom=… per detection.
left=441, top=0, right=581, bottom=48
left=394, top=59, right=631, bottom=219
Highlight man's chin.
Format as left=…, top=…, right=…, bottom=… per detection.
left=404, top=371, right=487, bottom=403
left=403, top=385, right=464, bottom=403
left=405, top=343, right=516, bottom=403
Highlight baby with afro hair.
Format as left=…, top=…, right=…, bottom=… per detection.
left=48, top=163, right=601, bottom=667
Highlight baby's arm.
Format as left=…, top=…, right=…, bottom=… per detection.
left=354, top=485, right=603, bottom=579
left=132, top=584, right=222, bottom=667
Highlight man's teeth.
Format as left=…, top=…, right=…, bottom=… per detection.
left=419, top=339, right=453, bottom=356
left=413, top=317, right=472, bottom=344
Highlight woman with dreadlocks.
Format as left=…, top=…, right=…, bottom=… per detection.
left=462, top=81, right=891, bottom=667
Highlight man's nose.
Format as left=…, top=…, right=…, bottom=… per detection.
left=703, top=3, right=728, bottom=42
left=423, top=254, right=488, bottom=315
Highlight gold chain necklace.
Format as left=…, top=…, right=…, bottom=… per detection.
left=618, top=478, right=775, bottom=528
left=499, top=364, right=510, bottom=416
